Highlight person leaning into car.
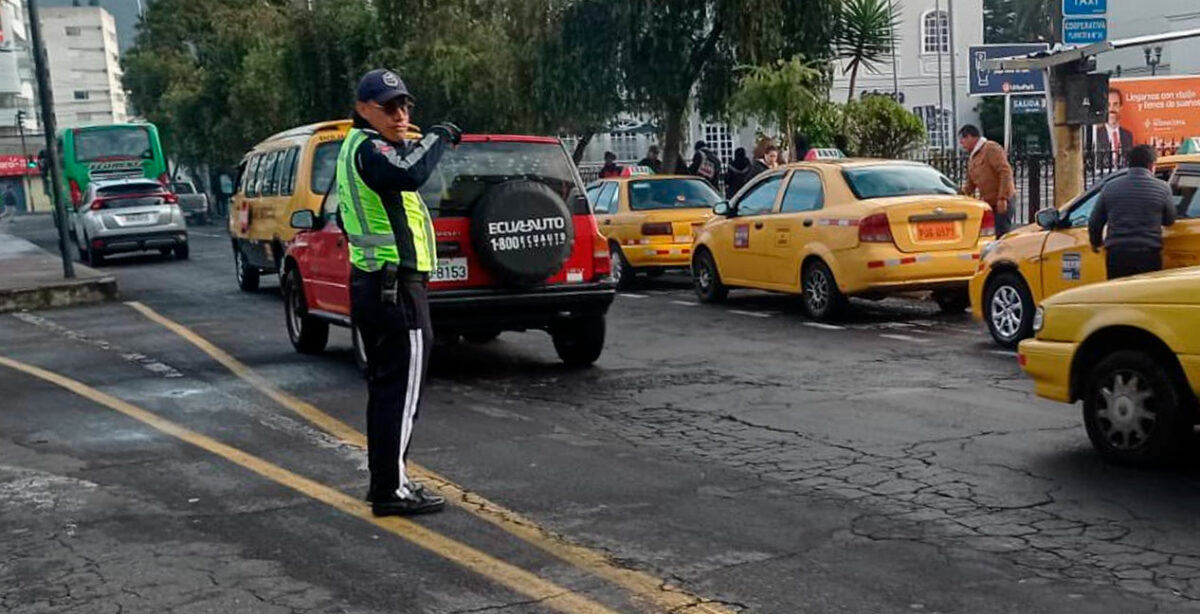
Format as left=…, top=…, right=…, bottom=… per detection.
left=337, top=68, right=462, bottom=517
left=1088, top=144, right=1176, bottom=280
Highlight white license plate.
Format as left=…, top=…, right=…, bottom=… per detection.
left=431, top=258, right=468, bottom=283
left=122, top=214, right=152, bottom=224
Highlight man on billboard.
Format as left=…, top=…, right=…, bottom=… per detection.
left=1089, top=88, right=1135, bottom=169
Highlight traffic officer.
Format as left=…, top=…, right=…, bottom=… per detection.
left=337, top=68, right=461, bottom=516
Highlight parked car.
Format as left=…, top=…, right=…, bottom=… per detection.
left=72, top=178, right=188, bottom=266
left=691, top=159, right=994, bottom=319
left=281, top=134, right=616, bottom=367
left=1019, top=266, right=1200, bottom=464
left=172, top=180, right=210, bottom=225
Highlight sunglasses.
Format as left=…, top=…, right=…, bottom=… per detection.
left=372, top=99, right=414, bottom=116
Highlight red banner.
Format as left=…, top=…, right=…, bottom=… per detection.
left=0, top=155, right=37, bottom=177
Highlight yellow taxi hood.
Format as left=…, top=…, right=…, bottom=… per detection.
left=1043, top=266, right=1200, bottom=306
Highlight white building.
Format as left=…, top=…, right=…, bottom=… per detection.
left=830, top=0, right=984, bottom=151
left=41, top=5, right=125, bottom=129
left=0, top=0, right=40, bottom=138
left=1095, top=1, right=1200, bottom=78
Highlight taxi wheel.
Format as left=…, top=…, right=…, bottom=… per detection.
left=802, top=260, right=846, bottom=321
left=611, top=245, right=637, bottom=290
left=234, top=246, right=260, bottom=292
left=1083, top=350, right=1190, bottom=465
left=692, top=249, right=728, bottom=303
left=283, top=269, right=328, bottom=355
left=984, top=272, right=1033, bottom=349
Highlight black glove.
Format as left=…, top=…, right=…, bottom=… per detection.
left=431, top=123, right=463, bottom=146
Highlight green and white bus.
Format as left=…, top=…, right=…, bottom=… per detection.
left=60, top=123, right=168, bottom=207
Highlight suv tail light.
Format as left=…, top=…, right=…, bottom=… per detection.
left=69, top=180, right=82, bottom=206
left=641, top=222, right=672, bottom=236
left=89, top=197, right=107, bottom=211
left=981, top=209, right=996, bottom=237
left=858, top=213, right=894, bottom=243
left=592, top=232, right=611, bottom=278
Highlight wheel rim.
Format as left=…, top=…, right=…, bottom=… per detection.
left=696, top=259, right=713, bottom=292
left=989, top=285, right=1024, bottom=339
left=285, top=277, right=302, bottom=341
left=611, top=250, right=624, bottom=284
left=806, top=269, right=829, bottom=313
left=1095, top=369, right=1156, bottom=451
left=235, top=250, right=245, bottom=284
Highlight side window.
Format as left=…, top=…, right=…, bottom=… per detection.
left=321, top=186, right=340, bottom=219
left=280, top=147, right=299, bottom=196
left=260, top=151, right=281, bottom=197
left=1067, top=189, right=1102, bottom=228
left=244, top=155, right=261, bottom=198
left=594, top=182, right=618, bottom=214
left=586, top=185, right=601, bottom=207
left=1171, top=173, right=1200, bottom=218
left=779, top=171, right=824, bottom=213
left=736, top=174, right=784, bottom=216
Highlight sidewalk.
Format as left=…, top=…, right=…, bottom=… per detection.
left=0, top=227, right=117, bottom=313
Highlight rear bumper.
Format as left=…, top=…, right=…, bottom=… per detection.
left=837, top=244, right=984, bottom=295
left=430, top=281, right=617, bottom=331
left=1018, top=338, right=1077, bottom=403
left=92, top=230, right=188, bottom=254
left=624, top=242, right=695, bottom=268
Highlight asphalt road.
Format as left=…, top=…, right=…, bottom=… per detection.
left=4, top=214, right=1200, bottom=614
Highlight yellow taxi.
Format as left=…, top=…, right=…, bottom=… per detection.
left=588, top=167, right=721, bottom=289
left=691, top=159, right=994, bottom=319
left=970, top=154, right=1200, bottom=348
left=1018, top=266, right=1200, bottom=464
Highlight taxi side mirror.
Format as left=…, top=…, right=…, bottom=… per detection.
left=1034, top=207, right=1061, bottom=230
left=713, top=201, right=733, bottom=217
left=290, top=209, right=318, bottom=230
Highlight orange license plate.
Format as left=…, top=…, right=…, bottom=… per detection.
left=917, top=221, right=958, bottom=241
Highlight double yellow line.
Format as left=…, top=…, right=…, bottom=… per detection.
left=4, top=301, right=735, bottom=614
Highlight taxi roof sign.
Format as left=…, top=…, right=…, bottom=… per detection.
left=804, top=148, right=845, bottom=161
left=621, top=165, right=655, bottom=177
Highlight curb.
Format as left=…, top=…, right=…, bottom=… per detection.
left=0, top=276, right=119, bottom=313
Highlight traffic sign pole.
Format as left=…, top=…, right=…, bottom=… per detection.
left=27, top=0, right=74, bottom=279
left=1004, top=94, right=1013, bottom=150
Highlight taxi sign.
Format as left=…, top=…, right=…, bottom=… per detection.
left=621, top=165, right=654, bottom=177
left=804, top=148, right=845, bottom=161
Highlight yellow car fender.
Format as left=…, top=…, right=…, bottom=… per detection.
left=795, top=242, right=846, bottom=293
left=1075, top=306, right=1189, bottom=355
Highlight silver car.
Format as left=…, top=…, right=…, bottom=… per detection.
left=72, top=178, right=189, bottom=266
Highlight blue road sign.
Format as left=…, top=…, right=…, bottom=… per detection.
left=969, top=44, right=1050, bottom=97
left=1064, top=17, right=1108, bottom=44
left=1011, top=96, right=1047, bottom=115
left=1063, top=0, right=1106, bottom=16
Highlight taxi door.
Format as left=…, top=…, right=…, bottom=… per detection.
left=719, top=172, right=786, bottom=285
left=591, top=182, right=622, bottom=242
left=764, top=169, right=825, bottom=287
left=1163, top=169, right=1200, bottom=270
left=1039, top=186, right=1108, bottom=300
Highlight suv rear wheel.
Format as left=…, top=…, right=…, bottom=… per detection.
left=234, top=245, right=260, bottom=292
left=551, top=315, right=605, bottom=366
left=283, top=269, right=328, bottom=354
left=1083, top=349, right=1191, bottom=465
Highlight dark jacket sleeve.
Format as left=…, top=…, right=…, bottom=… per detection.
left=1088, top=188, right=1108, bottom=249
left=355, top=133, right=447, bottom=194
left=1162, top=184, right=1177, bottom=227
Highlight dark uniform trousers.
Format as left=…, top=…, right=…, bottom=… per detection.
left=1106, top=248, right=1163, bottom=280
left=350, top=268, right=434, bottom=502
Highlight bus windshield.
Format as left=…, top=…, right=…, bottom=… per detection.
left=74, top=127, right=153, bottom=162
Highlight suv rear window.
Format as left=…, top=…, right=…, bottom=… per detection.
left=96, top=182, right=168, bottom=208
left=418, top=141, right=584, bottom=218
left=628, top=178, right=721, bottom=211
left=843, top=164, right=957, bottom=199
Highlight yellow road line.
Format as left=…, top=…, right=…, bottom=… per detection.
left=0, top=355, right=621, bottom=614
left=126, top=301, right=735, bottom=614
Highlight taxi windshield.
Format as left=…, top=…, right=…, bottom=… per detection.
left=628, top=178, right=722, bottom=211
left=843, top=165, right=958, bottom=199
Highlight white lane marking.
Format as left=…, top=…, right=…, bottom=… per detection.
left=879, top=333, right=930, bottom=343
left=11, top=312, right=184, bottom=378
left=989, top=349, right=1018, bottom=357
left=188, top=231, right=227, bottom=239
left=802, top=322, right=846, bottom=331
left=729, top=310, right=773, bottom=318
left=620, top=293, right=649, bottom=299
left=670, top=300, right=699, bottom=307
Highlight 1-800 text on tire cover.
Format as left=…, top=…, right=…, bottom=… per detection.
left=471, top=180, right=575, bottom=286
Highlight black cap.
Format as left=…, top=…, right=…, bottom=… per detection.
left=356, top=69, right=413, bottom=104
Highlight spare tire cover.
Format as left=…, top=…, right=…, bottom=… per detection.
left=471, top=180, right=575, bottom=286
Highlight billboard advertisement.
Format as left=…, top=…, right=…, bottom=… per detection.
left=1094, top=76, right=1200, bottom=156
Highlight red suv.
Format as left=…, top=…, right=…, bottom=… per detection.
left=281, top=135, right=615, bottom=366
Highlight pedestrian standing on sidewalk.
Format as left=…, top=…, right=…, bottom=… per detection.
left=1088, top=144, right=1176, bottom=279
left=1, top=184, right=16, bottom=222
left=725, top=148, right=752, bottom=198
left=958, top=125, right=1016, bottom=236
left=751, top=142, right=779, bottom=179
left=637, top=145, right=663, bottom=174
left=337, top=68, right=461, bottom=517
left=689, top=141, right=722, bottom=188
left=599, top=151, right=623, bottom=178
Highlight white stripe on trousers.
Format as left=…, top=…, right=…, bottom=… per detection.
left=397, top=328, right=423, bottom=494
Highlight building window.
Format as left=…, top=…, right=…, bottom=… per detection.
left=915, top=105, right=952, bottom=150
left=65, top=26, right=81, bottom=36
left=921, top=10, right=949, bottom=55
left=608, top=131, right=638, bottom=161
left=702, top=123, right=735, bottom=164
left=73, top=90, right=89, bottom=101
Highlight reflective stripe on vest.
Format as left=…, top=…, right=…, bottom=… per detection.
left=336, top=129, right=436, bottom=273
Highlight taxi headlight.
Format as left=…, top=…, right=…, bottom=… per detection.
left=1033, top=306, right=1045, bottom=333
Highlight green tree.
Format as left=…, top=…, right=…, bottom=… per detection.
left=729, top=56, right=825, bottom=158
left=835, top=0, right=900, bottom=103
left=843, top=95, right=925, bottom=158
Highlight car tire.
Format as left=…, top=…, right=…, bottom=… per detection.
left=1083, top=350, right=1191, bottom=465
left=552, top=314, right=605, bottom=367
left=283, top=269, right=329, bottom=355
left=692, top=249, right=728, bottom=303
left=234, top=245, right=260, bottom=292
left=175, top=244, right=189, bottom=260
left=463, top=330, right=501, bottom=344
left=984, top=272, right=1034, bottom=349
left=86, top=244, right=104, bottom=267
left=351, top=322, right=369, bottom=375
left=933, top=288, right=970, bottom=314
left=611, top=245, right=637, bottom=290
left=802, top=260, right=846, bottom=321
left=77, top=243, right=87, bottom=263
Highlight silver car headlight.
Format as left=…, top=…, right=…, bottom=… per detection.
left=1033, top=305, right=1045, bottom=333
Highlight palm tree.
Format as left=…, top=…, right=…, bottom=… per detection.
left=835, top=0, right=901, bottom=103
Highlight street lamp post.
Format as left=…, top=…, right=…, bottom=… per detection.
left=1143, top=45, right=1163, bottom=76
left=15, top=109, right=32, bottom=214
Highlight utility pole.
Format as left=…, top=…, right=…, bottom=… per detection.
left=946, top=0, right=959, bottom=147
left=27, top=0, right=74, bottom=278
left=935, top=0, right=946, bottom=149
left=888, top=0, right=899, bottom=97
left=15, top=109, right=32, bottom=214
